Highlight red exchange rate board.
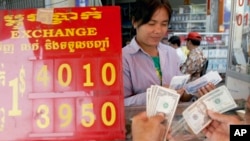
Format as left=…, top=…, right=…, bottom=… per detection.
left=0, top=6, right=125, bottom=140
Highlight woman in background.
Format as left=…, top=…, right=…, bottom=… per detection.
left=168, top=35, right=187, bottom=66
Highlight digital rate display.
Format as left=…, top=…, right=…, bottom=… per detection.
left=0, top=6, right=125, bottom=140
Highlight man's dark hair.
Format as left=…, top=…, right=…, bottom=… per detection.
left=188, top=39, right=201, bottom=46
left=168, top=35, right=181, bottom=47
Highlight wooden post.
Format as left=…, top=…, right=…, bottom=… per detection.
left=184, top=0, right=190, bottom=5
left=218, top=0, right=224, bottom=32
left=207, top=0, right=211, bottom=15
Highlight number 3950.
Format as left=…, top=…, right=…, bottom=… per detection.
left=35, top=101, right=116, bottom=129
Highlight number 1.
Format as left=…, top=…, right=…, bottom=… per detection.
left=8, top=78, right=21, bottom=116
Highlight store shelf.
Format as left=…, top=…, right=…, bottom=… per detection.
left=169, top=4, right=210, bottom=33
left=200, top=45, right=228, bottom=48
left=171, top=20, right=207, bottom=23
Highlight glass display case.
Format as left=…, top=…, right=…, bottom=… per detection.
left=226, top=0, right=250, bottom=100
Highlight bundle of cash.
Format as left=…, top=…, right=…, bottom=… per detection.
left=146, top=85, right=180, bottom=140
left=169, top=74, right=190, bottom=90
left=182, top=85, right=237, bottom=134
left=184, top=71, right=222, bottom=95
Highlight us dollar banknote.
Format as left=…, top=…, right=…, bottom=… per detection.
left=182, top=85, right=237, bottom=134
left=146, top=85, right=180, bottom=140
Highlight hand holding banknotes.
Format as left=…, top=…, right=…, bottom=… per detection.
left=197, top=82, right=216, bottom=98
left=202, top=110, right=241, bottom=141
left=182, top=85, right=238, bottom=134
left=173, top=83, right=215, bottom=102
left=184, top=71, right=222, bottom=95
left=169, top=73, right=219, bottom=101
left=131, top=111, right=171, bottom=141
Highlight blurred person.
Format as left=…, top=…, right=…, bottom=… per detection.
left=122, top=0, right=193, bottom=106
left=168, top=35, right=187, bottom=66
left=181, top=45, right=190, bottom=56
left=180, top=32, right=206, bottom=82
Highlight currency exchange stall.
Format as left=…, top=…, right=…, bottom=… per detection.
left=0, top=6, right=126, bottom=140
left=226, top=0, right=250, bottom=99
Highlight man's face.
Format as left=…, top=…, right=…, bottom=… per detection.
left=186, top=40, right=191, bottom=50
left=168, top=43, right=178, bottom=49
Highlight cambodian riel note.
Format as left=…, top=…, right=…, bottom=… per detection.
left=182, top=85, right=237, bottom=134
left=184, top=71, right=222, bottom=95
left=169, top=74, right=190, bottom=90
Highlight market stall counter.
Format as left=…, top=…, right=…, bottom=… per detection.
left=124, top=102, right=205, bottom=141
left=124, top=99, right=247, bottom=141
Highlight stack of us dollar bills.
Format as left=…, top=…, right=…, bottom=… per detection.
left=146, top=85, right=180, bottom=141
left=146, top=71, right=237, bottom=140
